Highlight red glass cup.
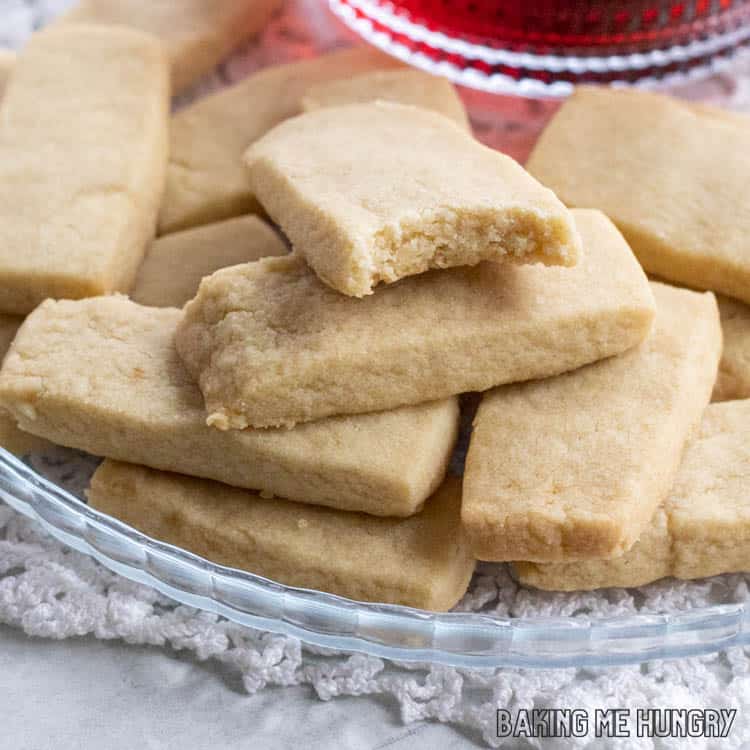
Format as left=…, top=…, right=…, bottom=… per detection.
left=329, top=0, right=750, bottom=95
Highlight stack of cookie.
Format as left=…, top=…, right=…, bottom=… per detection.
left=0, top=9, right=748, bottom=610
left=512, top=87, right=750, bottom=590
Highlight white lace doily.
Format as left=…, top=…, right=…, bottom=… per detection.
left=5, top=1, right=750, bottom=747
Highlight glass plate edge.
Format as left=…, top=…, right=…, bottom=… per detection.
left=1, top=448, right=748, bottom=669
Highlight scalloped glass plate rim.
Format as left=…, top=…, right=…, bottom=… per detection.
left=2, top=448, right=749, bottom=669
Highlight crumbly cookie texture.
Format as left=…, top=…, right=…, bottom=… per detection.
left=300, top=69, right=469, bottom=130
left=515, top=401, right=750, bottom=590
left=0, top=296, right=458, bottom=517
left=59, top=0, right=281, bottom=95
left=462, top=282, right=721, bottom=563
left=0, top=315, right=53, bottom=456
left=176, top=209, right=654, bottom=430
left=712, top=294, right=750, bottom=402
left=131, top=215, right=286, bottom=308
left=245, top=101, right=581, bottom=297
left=527, top=86, right=750, bottom=305
left=159, top=47, right=402, bottom=234
left=0, top=49, right=13, bottom=97
left=0, top=24, right=169, bottom=315
left=88, top=462, right=475, bottom=611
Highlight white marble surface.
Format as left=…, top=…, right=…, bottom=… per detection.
left=0, top=624, right=480, bottom=750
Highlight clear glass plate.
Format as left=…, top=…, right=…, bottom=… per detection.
left=2, top=446, right=749, bottom=669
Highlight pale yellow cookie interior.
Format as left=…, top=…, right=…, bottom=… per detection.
left=245, top=101, right=581, bottom=297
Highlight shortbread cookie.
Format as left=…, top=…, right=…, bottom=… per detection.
left=160, top=47, right=401, bottom=234
left=60, top=0, right=280, bottom=94
left=300, top=69, right=469, bottom=129
left=648, top=280, right=750, bottom=402
left=0, top=296, right=458, bottom=516
left=88, top=462, right=475, bottom=610
left=245, top=101, right=580, bottom=297
left=0, top=25, right=169, bottom=315
left=0, top=316, right=53, bottom=456
left=713, top=295, right=750, bottom=402
left=462, top=282, right=721, bottom=563
left=0, top=49, right=13, bottom=96
left=177, top=209, right=654, bottom=429
left=515, top=401, right=750, bottom=589
left=527, top=86, right=750, bottom=304
left=131, top=216, right=286, bottom=308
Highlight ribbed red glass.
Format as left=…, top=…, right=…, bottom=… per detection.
left=330, top=0, right=750, bottom=94
left=387, top=0, right=746, bottom=51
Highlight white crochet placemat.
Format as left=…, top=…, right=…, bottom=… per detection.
left=4, top=1, right=750, bottom=747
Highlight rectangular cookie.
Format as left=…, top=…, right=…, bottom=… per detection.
left=176, top=209, right=655, bottom=429
left=0, top=315, right=53, bottom=456
left=712, top=294, right=750, bottom=402
left=245, top=101, right=580, bottom=297
left=159, top=47, right=402, bottom=234
left=60, top=0, right=281, bottom=94
left=515, top=401, right=750, bottom=590
left=88, top=461, right=475, bottom=611
left=0, top=296, right=458, bottom=516
left=461, top=282, right=721, bottom=562
left=526, top=86, right=750, bottom=305
left=300, top=69, right=469, bottom=130
left=131, top=216, right=286, bottom=308
left=0, top=25, right=169, bottom=315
